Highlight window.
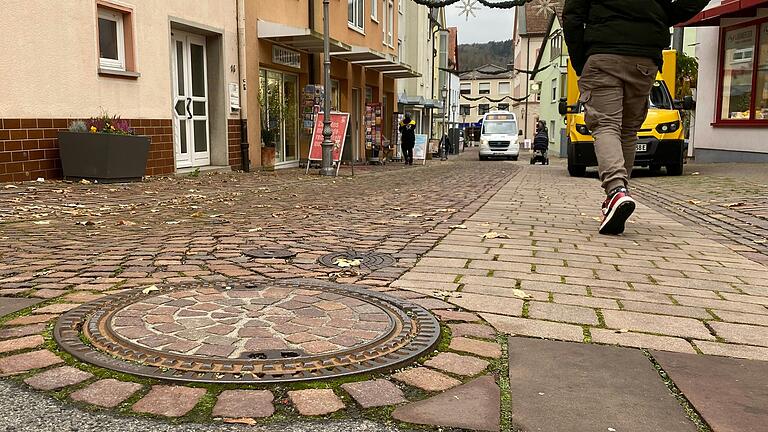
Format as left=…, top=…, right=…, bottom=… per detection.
left=551, top=78, right=558, bottom=102
left=498, top=103, right=509, bottom=111
left=371, top=0, right=377, bottom=20
left=331, top=80, right=341, bottom=111
left=478, top=82, right=490, bottom=95
left=348, top=0, right=364, bottom=30
left=461, top=82, right=471, bottom=95
left=718, top=21, right=768, bottom=122
left=498, top=82, right=511, bottom=95
left=399, top=0, right=403, bottom=13
left=560, top=73, right=568, bottom=98
left=387, top=0, right=395, bottom=46
left=550, top=35, right=562, bottom=61
left=98, top=8, right=125, bottom=71
left=366, top=86, right=374, bottom=103
left=460, top=104, right=471, bottom=115
left=478, top=104, right=490, bottom=115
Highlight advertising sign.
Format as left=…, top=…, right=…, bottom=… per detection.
left=413, top=134, right=428, bottom=165
left=306, top=112, right=350, bottom=175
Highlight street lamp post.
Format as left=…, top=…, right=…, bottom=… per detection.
left=451, top=103, right=457, bottom=153
left=440, top=85, right=448, bottom=161
left=320, top=0, right=335, bottom=176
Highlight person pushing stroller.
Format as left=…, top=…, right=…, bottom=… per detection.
left=530, top=121, right=550, bottom=165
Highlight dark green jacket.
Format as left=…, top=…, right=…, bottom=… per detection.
left=563, top=0, right=710, bottom=76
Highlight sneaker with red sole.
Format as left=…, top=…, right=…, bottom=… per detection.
left=599, top=187, right=636, bottom=235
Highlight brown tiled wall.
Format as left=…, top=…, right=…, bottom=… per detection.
left=228, top=118, right=243, bottom=170
left=0, top=118, right=174, bottom=182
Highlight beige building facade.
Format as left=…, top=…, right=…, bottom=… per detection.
left=459, top=65, right=515, bottom=125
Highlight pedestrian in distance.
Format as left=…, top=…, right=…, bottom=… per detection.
left=533, top=120, right=549, bottom=152
left=562, top=0, right=709, bottom=235
left=399, top=114, right=416, bottom=165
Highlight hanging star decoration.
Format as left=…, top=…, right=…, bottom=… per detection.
left=457, top=0, right=481, bottom=21
left=532, top=0, right=557, bottom=15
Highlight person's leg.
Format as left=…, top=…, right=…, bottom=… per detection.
left=578, top=55, right=626, bottom=194
left=620, top=58, right=659, bottom=180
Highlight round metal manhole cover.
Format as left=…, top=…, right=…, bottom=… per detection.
left=243, top=248, right=297, bottom=259
left=318, top=251, right=396, bottom=271
left=54, top=280, right=439, bottom=384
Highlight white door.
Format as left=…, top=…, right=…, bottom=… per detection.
left=172, top=31, right=210, bottom=168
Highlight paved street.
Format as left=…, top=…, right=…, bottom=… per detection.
left=1, top=150, right=767, bottom=431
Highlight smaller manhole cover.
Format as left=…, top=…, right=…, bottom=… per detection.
left=244, top=248, right=297, bottom=259
left=319, top=251, right=396, bottom=271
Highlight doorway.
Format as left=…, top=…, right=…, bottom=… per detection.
left=171, top=31, right=210, bottom=168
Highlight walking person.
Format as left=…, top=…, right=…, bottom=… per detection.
left=399, top=114, right=416, bottom=165
left=563, top=0, right=709, bottom=235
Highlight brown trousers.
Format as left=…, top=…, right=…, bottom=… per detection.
left=578, top=54, right=658, bottom=193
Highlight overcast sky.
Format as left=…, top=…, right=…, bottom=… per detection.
left=445, top=2, right=516, bottom=45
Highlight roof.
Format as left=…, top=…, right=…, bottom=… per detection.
left=531, top=7, right=567, bottom=79
left=459, top=64, right=513, bottom=80
left=521, top=0, right=565, bottom=35
left=681, top=0, right=768, bottom=27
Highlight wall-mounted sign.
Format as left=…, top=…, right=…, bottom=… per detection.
left=229, top=83, right=240, bottom=112
left=273, top=46, right=301, bottom=69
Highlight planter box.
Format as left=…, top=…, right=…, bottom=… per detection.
left=261, top=146, right=276, bottom=171
left=58, top=132, right=150, bottom=182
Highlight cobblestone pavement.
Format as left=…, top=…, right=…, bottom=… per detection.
left=1, top=152, right=768, bottom=431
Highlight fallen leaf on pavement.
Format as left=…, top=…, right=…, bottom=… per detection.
left=615, top=329, right=629, bottom=334
left=166, top=221, right=181, bottom=225
left=690, top=172, right=700, bottom=176
left=687, top=199, right=702, bottom=205
left=512, top=289, right=532, bottom=299
left=248, top=228, right=263, bottom=232
left=80, top=179, right=92, bottom=184
left=191, top=211, right=205, bottom=218
left=450, top=224, right=467, bottom=229
left=406, top=213, right=423, bottom=218
left=4, top=185, right=18, bottom=189
left=75, top=220, right=96, bottom=226
left=142, top=285, right=159, bottom=294
left=34, top=270, right=54, bottom=277
left=116, top=220, right=137, bottom=226
left=32, top=220, right=51, bottom=225
left=224, top=418, right=257, bottom=426
left=36, top=178, right=45, bottom=183
left=725, top=202, right=747, bottom=208
left=482, top=232, right=510, bottom=239
left=334, top=258, right=361, bottom=268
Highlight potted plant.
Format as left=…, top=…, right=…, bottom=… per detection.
left=58, top=113, right=150, bottom=182
left=260, top=126, right=277, bottom=171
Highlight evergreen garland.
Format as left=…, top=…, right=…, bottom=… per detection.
left=409, top=0, right=534, bottom=8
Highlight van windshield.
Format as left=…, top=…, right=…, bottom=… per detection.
left=483, top=121, right=518, bottom=135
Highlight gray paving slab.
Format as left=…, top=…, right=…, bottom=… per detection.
left=654, top=350, right=768, bottom=432
left=508, top=337, right=697, bottom=432
left=0, top=298, right=43, bottom=318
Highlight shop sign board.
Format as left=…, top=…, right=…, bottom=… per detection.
left=273, top=46, right=301, bottom=69
left=307, top=112, right=350, bottom=175
left=413, top=134, right=428, bottom=165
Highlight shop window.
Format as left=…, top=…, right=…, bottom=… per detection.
left=97, top=4, right=134, bottom=73
left=259, top=69, right=299, bottom=164
left=718, top=21, right=768, bottom=122
left=479, top=104, right=490, bottom=115
left=479, top=82, right=490, bottom=95
left=461, top=82, right=471, bottom=95
left=498, top=82, right=511, bottom=95
left=348, top=0, right=364, bottom=31
left=330, top=80, right=341, bottom=111
left=366, top=86, right=374, bottom=103
left=460, top=104, right=471, bottom=115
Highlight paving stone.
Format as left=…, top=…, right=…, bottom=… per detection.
left=341, top=379, right=406, bottom=408
left=32, top=303, right=80, bottom=314
left=694, top=341, right=768, bottom=361
left=392, top=367, right=461, bottom=392
left=288, top=389, right=345, bottom=416
left=448, top=293, right=523, bottom=316
left=132, top=385, right=206, bottom=417
left=212, top=390, right=274, bottom=418
left=619, top=300, right=713, bottom=320
left=654, top=351, right=768, bottom=432
left=481, top=313, right=585, bottom=342
left=433, top=309, right=481, bottom=322
left=508, top=338, right=697, bottom=432
left=0, top=349, right=62, bottom=375
left=30, top=289, right=67, bottom=299
left=449, top=337, right=501, bottom=359
left=714, top=309, right=768, bottom=327
left=424, top=352, right=489, bottom=376
left=448, top=323, right=496, bottom=339
left=63, top=292, right=105, bottom=303
left=0, top=323, right=46, bottom=340
left=591, top=329, right=696, bottom=353
left=0, top=298, right=43, bottom=317
left=392, top=375, right=500, bottom=432
left=0, top=335, right=44, bottom=353
left=602, top=310, right=714, bottom=340
left=528, top=301, right=599, bottom=325
left=5, top=314, right=59, bottom=326
left=24, top=366, right=93, bottom=390
left=71, top=379, right=142, bottom=408
left=710, top=321, right=768, bottom=347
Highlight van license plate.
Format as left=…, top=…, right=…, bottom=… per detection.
left=636, top=144, right=647, bottom=152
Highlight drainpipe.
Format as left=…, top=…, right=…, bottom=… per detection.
left=308, top=0, right=316, bottom=83
left=524, top=35, right=530, bottom=140
left=236, top=0, right=250, bottom=172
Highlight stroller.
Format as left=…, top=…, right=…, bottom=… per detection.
left=530, top=124, right=550, bottom=165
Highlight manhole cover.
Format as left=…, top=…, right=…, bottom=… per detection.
left=318, top=251, right=396, bottom=271
left=243, top=248, right=297, bottom=259
left=54, top=279, right=439, bottom=384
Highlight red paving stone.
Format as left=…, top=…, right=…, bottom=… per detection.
left=0, top=335, right=43, bottom=354
left=341, top=379, right=406, bottom=408
left=288, top=389, right=345, bottom=416
left=212, top=390, right=274, bottom=418
left=24, top=366, right=93, bottom=391
left=449, top=337, right=502, bottom=359
left=0, top=349, right=62, bottom=375
left=71, top=379, right=143, bottom=408
left=132, top=385, right=206, bottom=417
left=392, top=367, right=461, bottom=392
left=424, top=352, right=490, bottom=376
left=0, top=323, right=46, bottom=340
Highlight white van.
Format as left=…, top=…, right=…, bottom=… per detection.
left=479, top=112, right=521, bottom=161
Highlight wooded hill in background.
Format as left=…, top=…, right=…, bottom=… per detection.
left=458, top=40, right=513, bottom=72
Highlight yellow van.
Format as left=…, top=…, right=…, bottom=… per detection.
left=559, top=50, right=694, bottom=177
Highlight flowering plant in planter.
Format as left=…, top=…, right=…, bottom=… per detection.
left=59, top=113, right=150, bottom=182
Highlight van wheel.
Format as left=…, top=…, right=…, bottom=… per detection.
left=666, top=161, right=684, bottom=176
left=479, top=155, right=488, bottom=161
left=568, top=164, right=587, bottom=177
left=511, top=156, right=518, bottom=161
left=649, top=164, right=662, bottom=174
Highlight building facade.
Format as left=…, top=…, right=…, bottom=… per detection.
left=0, top=0, right=415, bottom=182
left=684, top=0, right=768, bottom=162
left=459, top=65, right=515, bottom=126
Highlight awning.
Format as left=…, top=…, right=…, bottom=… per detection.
left=331, top=46, right=387, bottom=62
left=257, top=20, right=351, bottom=53
left=398, top=95, right=425, bottom=106
left=423, top=99, right=443, bottom=110
left=383, top=64, right=421, bottom=78
left=680, top=0, right=768, bottom=27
